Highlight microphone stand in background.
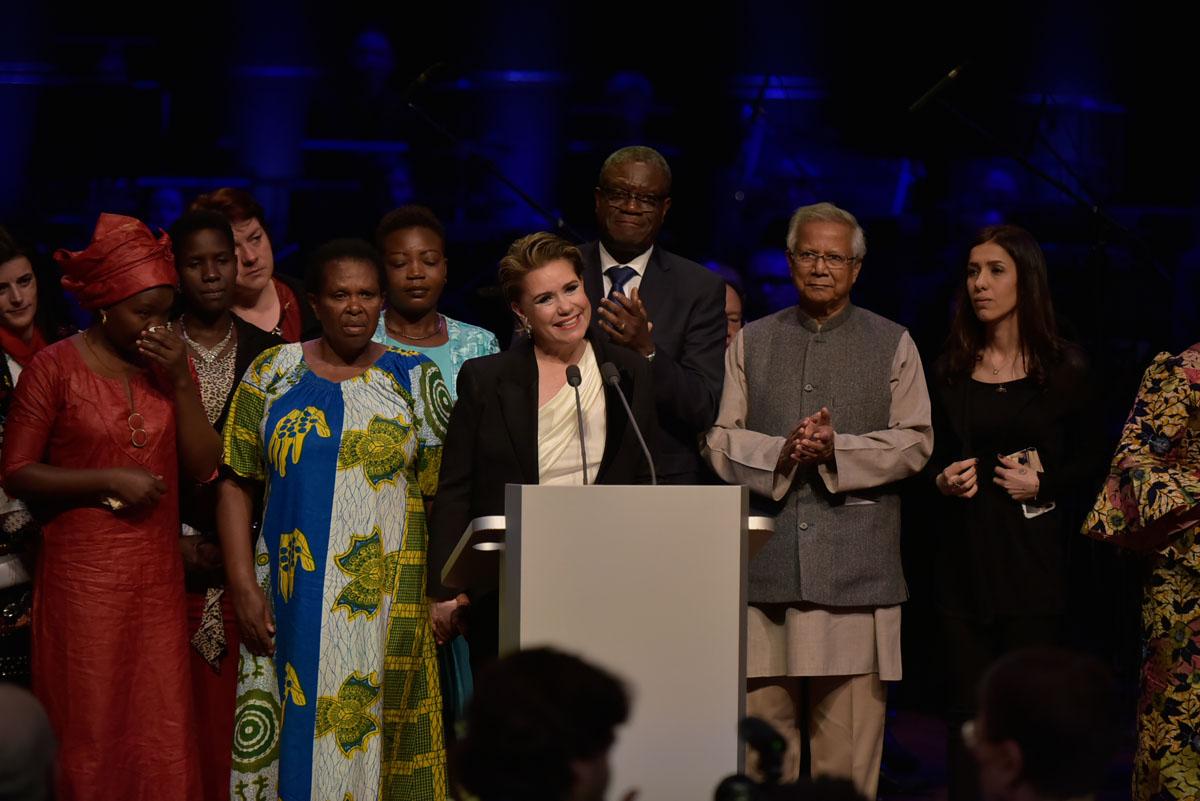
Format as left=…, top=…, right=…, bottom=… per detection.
left=908, top=62, right=1167, bottom=283
left=400, top=62, right=585, bottom=243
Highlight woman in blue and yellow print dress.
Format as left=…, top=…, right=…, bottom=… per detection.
left=217, top=240, right=452, bottom=801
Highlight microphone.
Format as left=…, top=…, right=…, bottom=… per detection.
left=566, top=365, right=589, bottom=485
left=908, top=63, right=967, bottom=113
left=600, top=362, right=656, bottom=486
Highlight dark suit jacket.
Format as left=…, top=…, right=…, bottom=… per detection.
left=427, top=332, right=657, bottom=598
left=581, top=241, right=725, bottom=482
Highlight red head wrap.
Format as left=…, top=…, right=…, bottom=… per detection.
left=54, top=213, right=177, bottom=310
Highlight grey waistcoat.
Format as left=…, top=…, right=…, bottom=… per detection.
left=743, top=304, right=908, bottom=607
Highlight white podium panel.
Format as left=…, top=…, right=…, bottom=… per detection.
left=501, top=484, right=749, bottom=801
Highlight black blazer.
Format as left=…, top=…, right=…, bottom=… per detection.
left=581, top=241, right=725, bottom=482
left=427, top=332, right=657, bottom=598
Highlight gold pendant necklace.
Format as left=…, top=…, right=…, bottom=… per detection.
left=84, top=330, right=148, bottom=448
left=985, top=349, right=1019, bottom=378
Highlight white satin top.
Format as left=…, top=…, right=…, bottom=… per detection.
left=537, top=342, right=606, bottom=485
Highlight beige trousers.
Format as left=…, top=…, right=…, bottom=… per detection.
left=746, top=673, right=886, bottom=799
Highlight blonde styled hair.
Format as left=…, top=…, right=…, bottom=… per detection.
left=498, top=232, right=584, bottom=304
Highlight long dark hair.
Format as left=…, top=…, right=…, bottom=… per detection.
left=942, top=224, right=1063, bottom=383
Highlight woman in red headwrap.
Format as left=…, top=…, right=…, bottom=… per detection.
left=0, top=214, right=221, bottom=801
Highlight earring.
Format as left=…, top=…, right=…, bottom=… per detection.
left=521, top=318, right=531, bottom=335
left=99, top=309, right=108, bottom=325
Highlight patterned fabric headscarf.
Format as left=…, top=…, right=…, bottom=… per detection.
left=54, top=213, right=177, bottom=309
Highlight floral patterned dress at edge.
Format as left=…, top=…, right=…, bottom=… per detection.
left=1084, top=344, right=1200, bottom=801
left=222, top=342, right=452, bottom=801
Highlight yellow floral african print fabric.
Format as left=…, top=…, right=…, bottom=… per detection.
left=221, top=343, right=452, bottom=801
left=1085, top=345, right=1200, bottom=801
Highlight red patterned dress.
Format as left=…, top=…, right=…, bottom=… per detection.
left=1, top=338, right=201, bottom=801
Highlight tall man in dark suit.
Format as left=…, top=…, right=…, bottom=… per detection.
left=582, top=146, right=726, bottom=484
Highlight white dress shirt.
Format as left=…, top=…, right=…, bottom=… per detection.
left=599, top=243, right=654, bottom=298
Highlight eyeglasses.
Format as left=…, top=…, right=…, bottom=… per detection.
left=791, top=251, right=859, bottom=270
left=597, top=185, right=668, bottom=210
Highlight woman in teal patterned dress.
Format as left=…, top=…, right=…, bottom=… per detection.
left=1084, top=343, right=1200, bottom=801
left=372, top=205, right=499, bottom=740
left=371, top=205, right=498, bottom=393
left=217, top=239, right=453, bottom=801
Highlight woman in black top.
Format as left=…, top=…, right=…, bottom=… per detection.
left=168, top=210, right=282, bottom=801
left=427, top=232, right=657, bottom=672
left=930, top=224, right=1096, bottom=801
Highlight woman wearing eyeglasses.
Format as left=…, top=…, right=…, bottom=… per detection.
left=1, top=214, right=220, bottom=801
left=928, top=224, right=1098, bottom=801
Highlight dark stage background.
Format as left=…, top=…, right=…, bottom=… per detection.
left=2, top=1, right=1191, bottom=792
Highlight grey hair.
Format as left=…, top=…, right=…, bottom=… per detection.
left=598, top=146, right=672, bottom=191
left=785, top=202, right=867, bottom=259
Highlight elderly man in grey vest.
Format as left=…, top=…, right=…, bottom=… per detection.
left=704, top=202, right=932, bottom=797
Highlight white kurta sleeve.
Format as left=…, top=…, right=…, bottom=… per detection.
left=702, top=331, right=798, bottom=500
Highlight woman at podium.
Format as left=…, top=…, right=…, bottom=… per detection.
left=427, top=231, right=657, bottom=668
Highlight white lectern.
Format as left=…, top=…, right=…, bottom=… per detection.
left=442, top=484, right=771, bottom=801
